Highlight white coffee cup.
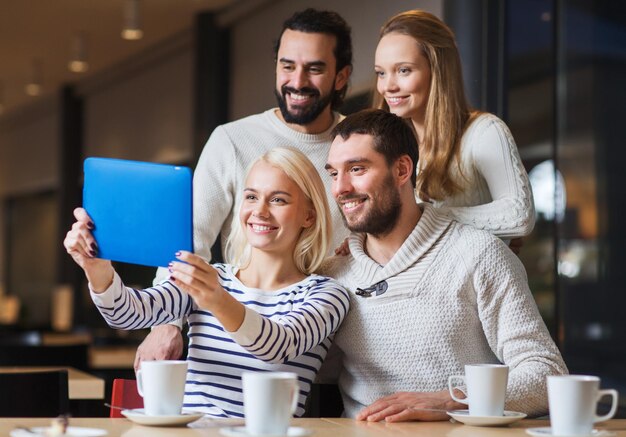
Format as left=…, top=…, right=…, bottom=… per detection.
left=547, top=375, right=618, bottom=436
left=448, top=364, right=509, bottom=417
left=136, top=360, right=188, bottom=416
left=242, top=372, right=299, bottom=436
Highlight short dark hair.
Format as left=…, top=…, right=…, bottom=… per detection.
left=331, top=109, right=419, bottom=187
left=274, top=8, right=353, bottom=109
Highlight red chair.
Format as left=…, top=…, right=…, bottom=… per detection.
left=110, top=378, right=143, bottom=418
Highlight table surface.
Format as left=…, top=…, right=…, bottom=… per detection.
left=0, top=366, right=105, bottom=400
left=89, top=345, right=136, bottom=369
left=0, top=418, right=625, bottom=436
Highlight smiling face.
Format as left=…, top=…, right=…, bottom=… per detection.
left=240, top=160, right=315, bottom=256
left=326, top=133, right=401, bottom=237
left=275, top=29, right=349, bottom=129
left=375, top=32, right=432, bottom=124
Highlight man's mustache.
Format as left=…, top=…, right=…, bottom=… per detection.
left=337, top=194, right=367, bottom=203
left=281, top=86, right=320, bottom=97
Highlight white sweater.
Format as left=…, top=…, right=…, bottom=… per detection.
left=431, top=113, right=536, bottom=238
left=91, top=264, right=350, bottom=418
left=323, top=204, right=567, bottom=418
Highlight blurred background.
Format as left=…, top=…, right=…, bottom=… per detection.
left=0, top=0, right=624, bottom=416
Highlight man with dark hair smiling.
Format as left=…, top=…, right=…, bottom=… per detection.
left=273, top=8, right=353, bottom=124
left=134, top=8, right=353, bottom=368
left=323, top=109, right=567, bottom=422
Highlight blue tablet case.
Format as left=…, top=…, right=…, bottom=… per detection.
left=83, top=157, right=193, bottom=267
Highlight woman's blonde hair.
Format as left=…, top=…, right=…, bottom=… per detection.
left=375, top=10, right=480, bottom=200
left=224, top=147, right=331, bottom=275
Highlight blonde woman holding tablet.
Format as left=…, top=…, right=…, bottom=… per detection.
left=64, top=147, right=349, bottom=418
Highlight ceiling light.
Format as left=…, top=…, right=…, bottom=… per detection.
left=68, top=32, right=89, bottom=73
left=25, top=59, right=43, bottom=97
left=122, top=0, right=143, bottom=40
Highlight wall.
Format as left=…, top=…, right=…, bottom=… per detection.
left=0, top=97, right=59, bottom=299
left=81, top=32, right=194, bottom=164
left=0, top=98, right=59, bottom=196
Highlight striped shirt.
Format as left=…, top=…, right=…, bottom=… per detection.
left=90, top=263, right=350, bottom=417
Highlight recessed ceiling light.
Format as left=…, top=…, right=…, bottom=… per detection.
left=68, top=33, right=89, bottom=73
left=25, top=59, right=43, bottom=97
left=122, top=0, right=144, bottom=40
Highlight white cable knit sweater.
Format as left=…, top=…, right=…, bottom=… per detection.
left=431, top=113, right=536, bottom=238
left=323, top=204, right=567, bottom=418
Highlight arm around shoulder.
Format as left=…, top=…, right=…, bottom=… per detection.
left=446, top=115, right=536, bottom=238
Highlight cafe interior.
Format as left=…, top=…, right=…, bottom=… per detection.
left=0, top=0, right=625, bottom=432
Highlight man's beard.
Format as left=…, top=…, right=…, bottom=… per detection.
left=275, top=83, right=335, bottom=125
left=338, top=173, right=402, bottom=237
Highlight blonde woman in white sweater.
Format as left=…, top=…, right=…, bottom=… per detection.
left=374, top=10, right=534, bottom=252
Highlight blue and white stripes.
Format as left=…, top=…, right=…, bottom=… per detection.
left=90, top=263, right=349, bottom=418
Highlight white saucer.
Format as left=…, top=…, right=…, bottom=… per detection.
left=219, top=426, right=313, bottom=437
left=10, top=426, right=107, bottom=437
left=447, top=409, right=527, bottom=426
left=121, top=408, right=204, bottom=426
left=526, top=427, right=613, bottom=436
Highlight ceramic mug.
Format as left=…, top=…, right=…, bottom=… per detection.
left=448, top=364, right=509, bottom=417
left=242, top=371, right=299, bottom=436
left=136, top=360, right=188, bottom=416
left=547, top=375, right=618, bottom=436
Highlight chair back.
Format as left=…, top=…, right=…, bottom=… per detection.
left=110, top=378, right=143, bottom=418
left=0, top=370, right=69, bottom=417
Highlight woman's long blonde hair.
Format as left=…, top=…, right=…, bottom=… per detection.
left=375, top=10, right=479, bottom=200
left=224, top=147, right=331, bottom=275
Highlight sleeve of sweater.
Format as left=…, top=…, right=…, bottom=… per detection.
left=227, top=277, right=350, bottom=363
left=190, top=125, right=238, bottom=261
left=443, top=115, right=536, bottom=238
left=90, top=272, right=193, bottom=330
left=473, top=236, right=568, bottom=417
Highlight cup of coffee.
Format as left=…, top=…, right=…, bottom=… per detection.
left=548, top=375, right=618, bottom=436
left=242, top=372, right=299, bottom=436
left=448, top=364, right=509, bottom=417
left=136, top=360, right=188, bottom=416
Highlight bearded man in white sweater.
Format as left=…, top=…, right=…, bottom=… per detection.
left=323, top=109, right=568, bottom=422
left=134, top=9, right=352, bottom=368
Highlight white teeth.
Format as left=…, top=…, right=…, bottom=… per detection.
left=251, top=224, right=274, bottom=231
left=344, top=201, right=361, bottom=209
left=290, top=93, right=310, bottom=101
left=387, top=97, right=403, bottom=104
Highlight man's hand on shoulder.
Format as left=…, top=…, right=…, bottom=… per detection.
left=334, top=238, right=350, bottom=256
left=134, top=324, right=184, bottom=371
left=356, top=390, right=464, bottom=422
